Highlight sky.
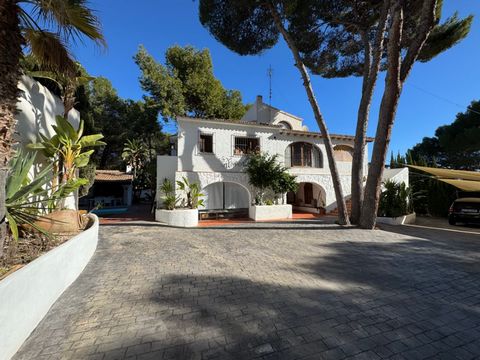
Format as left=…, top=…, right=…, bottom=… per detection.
left=71, top=0, right=480, bottom=157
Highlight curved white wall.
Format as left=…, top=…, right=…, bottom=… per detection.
left=0, top=215, right=99, bottom=360
left=15, top=75, right=80, bottom=148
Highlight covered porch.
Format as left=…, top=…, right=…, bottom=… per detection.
left=80, top=170, right=133, bottom=215
left=287, top=182, right=327, bottom=215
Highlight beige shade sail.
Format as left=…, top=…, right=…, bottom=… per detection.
left=437, top=179, right=480, bottom=192
left=408, top=165, right=480, bottom=182
left=408, top=165, right=480, bottom=192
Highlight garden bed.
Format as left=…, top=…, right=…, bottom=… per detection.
left=0, top=214, right=99, bottom=360
left=156, top=208, right=199, bottom=227
left=249, top=204, right=292, bottom=221
left=376, top=213, right=416, bottom=225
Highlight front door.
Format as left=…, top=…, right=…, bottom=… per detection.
left=304, top=183, right=313, bottom=206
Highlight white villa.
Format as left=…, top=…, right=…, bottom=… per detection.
left=157, top=95, right=373, bottom=220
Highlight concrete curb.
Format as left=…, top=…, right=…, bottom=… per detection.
left=0, top=214, right=99, bottom=360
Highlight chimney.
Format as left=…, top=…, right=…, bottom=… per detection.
left=255, top=95, right=263, bottom=123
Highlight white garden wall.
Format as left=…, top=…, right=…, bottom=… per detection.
left=0, top=215, right=99, bottom=360
left=156, top=209, right=198, bottom=227
left=249, top=204, right=292, bottom=221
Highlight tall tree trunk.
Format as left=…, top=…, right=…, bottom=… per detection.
left=360, top=6, right=404, bottom=230
left=350, top=3, right=390, bottom=225
left=267, top=3, right=350, bottom=225
left=350, top=33, right=372, bottom=225
left=0, top=0, right=23, bottom=253
left=359, top=0, right=437, bottom=229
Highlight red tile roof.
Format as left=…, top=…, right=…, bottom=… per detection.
left=95, top=170, right=133, bottom=182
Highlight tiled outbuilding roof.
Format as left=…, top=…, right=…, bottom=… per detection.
left=95, top=170, right=133, bottom=182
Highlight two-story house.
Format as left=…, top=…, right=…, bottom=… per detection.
left=157, top=95, right=372, bottom=219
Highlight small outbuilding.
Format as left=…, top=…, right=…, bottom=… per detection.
left=80, top=170, right=133, bottom=213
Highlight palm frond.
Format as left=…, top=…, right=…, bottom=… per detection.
left=27, top=0, right=106, bottom=47
left=23, top=28, right=76, bottom=73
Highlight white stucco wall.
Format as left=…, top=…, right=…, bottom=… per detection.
left=157, top=116, right=370, bottom=212
left=177, top=118, right=359, bottom=176
left=14, top=76, right=81, bottom=210
left=15, top=76, right=80, bottom=148
left=382, top=168, right=409, bottom=188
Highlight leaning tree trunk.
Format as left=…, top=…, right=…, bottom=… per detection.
left=360, top=7, right=404, bottom=230
left=268, top=3, right=350, bottom=225
left=0, top=0, right=23, bottom=254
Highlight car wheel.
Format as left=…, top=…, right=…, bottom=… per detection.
left=448, top=216, right=456, bottom=225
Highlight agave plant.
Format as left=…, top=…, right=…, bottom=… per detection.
left=6, top=150, right=51, bottom=240
left=6, top=150, right=88, bottom=240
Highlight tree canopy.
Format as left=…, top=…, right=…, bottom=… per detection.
left=200, top=1, right=472, bottom=79
left=289, top=0, right=473, bottom=78
left=134, top=45, right=249, bottom=120
left=80, top=76, right=168, bottom=169
left=408, top=100, right=480, bottom=171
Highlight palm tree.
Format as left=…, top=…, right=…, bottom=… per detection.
left=0, top=0, right=104, bottom=253
left=122, top=139, right=149, bottom=180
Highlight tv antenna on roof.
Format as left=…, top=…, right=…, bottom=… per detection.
left=267, top=64, right=273, bottom=107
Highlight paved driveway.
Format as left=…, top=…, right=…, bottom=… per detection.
left=14, top=221, right=480, bottom=360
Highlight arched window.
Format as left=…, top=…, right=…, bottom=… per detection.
left=285, top=142, right=322, bottom=168
left=334, top=145, right=354, bottom=161
left=278, top=121, right=292, bottom=130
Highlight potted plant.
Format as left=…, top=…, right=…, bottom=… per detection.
left=155, top=178, right=203, bottom=227
left=245, top=152, right=297, bottom=220
left=28, top=116, right=105, bottom=232
left=376, top=180, right=416, bottom=225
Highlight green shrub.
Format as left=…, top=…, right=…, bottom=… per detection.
left=176, top=177, right=204, bottom=209
left=245, top=152, right=297, bottom=205
left=159, top=178, right=179, bottom=210
left=378, top=180, right=413, bottom=218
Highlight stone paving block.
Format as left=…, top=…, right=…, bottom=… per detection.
left=11, top=222, right=480, bottom=360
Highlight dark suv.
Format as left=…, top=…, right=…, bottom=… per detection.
left=449, top=198, right=480, bottom=225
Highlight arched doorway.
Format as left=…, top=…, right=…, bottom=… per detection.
left=287, top=182, right=326, bottom=215
left=201, top=182, right=250, bottom=219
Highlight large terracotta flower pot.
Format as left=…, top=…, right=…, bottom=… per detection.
left=35, top=209, right=83, bottom=235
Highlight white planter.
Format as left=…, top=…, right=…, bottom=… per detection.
left=156, top=208, right=198, bottom=227
left=377, top=213, right=416, bottom=225
left=249, top=204, right=292, bottom=221
left=0, top=214, right=99, bottom=360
